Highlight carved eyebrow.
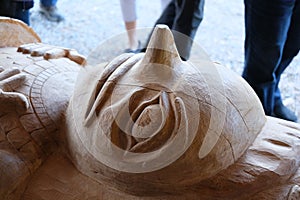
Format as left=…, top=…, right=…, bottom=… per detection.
left=84, top=53, right=144, bottom=125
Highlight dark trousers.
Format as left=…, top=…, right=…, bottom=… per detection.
left=242, top=0, right=300, bottom=115
left=154, top=0, right=205, bottom=60
left=40, top=0, right=57, bottom=7
left=0, top=0, right=33, bottom=25
left=0, top=0, right=56, bottom=25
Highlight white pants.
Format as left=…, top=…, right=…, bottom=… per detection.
left=120, top=0, right=172, bottom=22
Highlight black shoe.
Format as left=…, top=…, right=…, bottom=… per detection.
left=273, top=102, right=298, bottom=122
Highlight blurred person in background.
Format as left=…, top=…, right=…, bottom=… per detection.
left=149, top=0, right=205, bottom=60
left=242, top=0, right=299, bottom=122
left=39, top=0, right=64, bottom=22
left=120, top=0, right=171, bottom=53
left=0, top=0, right=64, bottom=25
left=0, top=0, right=34, bottom=25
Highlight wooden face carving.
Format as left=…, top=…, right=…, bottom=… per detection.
left=66, top=25, right=266, bottom=194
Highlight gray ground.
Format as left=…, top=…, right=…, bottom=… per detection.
left=30, top=0, right=300, bottom=121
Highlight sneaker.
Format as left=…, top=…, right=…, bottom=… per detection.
left=124, top=41, right=141, bottom=53
left=39, top=4, right=64, bottom=22
left=273, top=101, right=298, bottom=122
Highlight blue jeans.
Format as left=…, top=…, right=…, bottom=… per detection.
left=242, top=0, right=300, bottom=115
left=0, top=0, right=33, bottom=25
left=14, top=8, right=30, bottom=25
left=40, top=0, right=57, bottom=7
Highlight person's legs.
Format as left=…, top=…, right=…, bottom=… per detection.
left=155, top=1, right=176, bottom=29
left=150, top=0, right=204, bottom=60
left=13, top=7, right=30, bottom=25
left=273, top=1, right=300, bottom=121
left=242, top=0, right=296, bottom=120
left=120, top=0, right=139, bottom=52
left=171, top=0, right=204, bottom=60
left=0, top=0, right=33, bottom=25
left=172, top=0, right=204, bottom=40
left=274, top=1, right=300, bottom=102
left=39, top=0, right=64, bottom=22
left=141, top=1, right=176, bottom=54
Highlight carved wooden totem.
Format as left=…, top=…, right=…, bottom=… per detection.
left=0, top=17, right=84, bottom=199
left=64, top=25, right=300, bottom=200
left=1, top=18, right=300, bottom=200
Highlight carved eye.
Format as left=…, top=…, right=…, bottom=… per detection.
left=109, top=88, right=183, bottom=153
left=83, top=50, right=189, bottom=155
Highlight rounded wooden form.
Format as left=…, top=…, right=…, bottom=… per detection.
left=0, top=17, right=41, bottom=47
left=66, top=25, right=266, bottom=195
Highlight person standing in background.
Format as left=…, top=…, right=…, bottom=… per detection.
left=120, top=0, right=171, bottom=53
left=0, top=0, right=34, bottom=25
left=242, top=0, right=299, bottom=122
left=150, top=0, right=205, bottom=60
left=0, top=0, right=64, bottom=25
left=39, top=0, right=64, bottom=22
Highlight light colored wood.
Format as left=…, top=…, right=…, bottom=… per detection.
left=19, top=117, right=300, bottom=200
left=0, top=17, right=41, bottom=47
left=17, top=43, right=86, bottom=65
left=0, top=17, right=85, bottom=65
left=66, top=24, right=266, bottom=195
left=0, top=45, right=82, bottom=200
left=1, top=24, right=300, bottom=200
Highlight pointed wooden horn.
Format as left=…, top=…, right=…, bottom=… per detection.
left=142, top=25, right=181, bottom=66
